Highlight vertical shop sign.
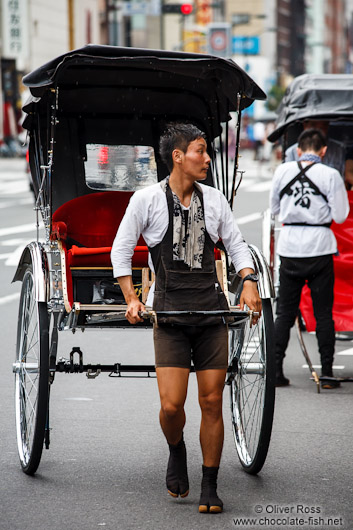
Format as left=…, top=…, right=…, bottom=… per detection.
left=2, top=0, right=29, bottom=69
left=195, top=0, right=211, bottom=26
left=206, top=23, right=231, bottom=57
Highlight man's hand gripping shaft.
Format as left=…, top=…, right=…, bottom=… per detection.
left=239, top=268, right=262, bottom=324
left=117, top=275, right=145, bottom=324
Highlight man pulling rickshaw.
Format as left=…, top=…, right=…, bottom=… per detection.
left=111, top=122, right=261, bottom=513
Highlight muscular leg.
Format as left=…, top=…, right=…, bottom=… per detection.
left=156, top=367, right=190, bottom=497
left=197, top=368, right=226, bottom=513
left=196, top=369, right=227, bottom=467
left=156, top=367, right=189, bottom=445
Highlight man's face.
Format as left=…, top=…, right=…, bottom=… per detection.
left=174, top=137, right=211, bottom=181
left=304, top=120, right=329, bottom=135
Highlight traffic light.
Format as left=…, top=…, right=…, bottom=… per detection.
left=162, top=3, right=193, bottom=14
left=180, top=3, right=193, bottom=14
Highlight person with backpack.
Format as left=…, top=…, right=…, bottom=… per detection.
left=270, top=128, right=349, bottom=389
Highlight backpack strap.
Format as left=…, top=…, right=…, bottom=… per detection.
left=279, top=162, right=328, bottom=203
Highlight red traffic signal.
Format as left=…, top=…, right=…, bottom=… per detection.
left=162, top=3, right=193, bottom=14
left=181, top=3, right=193, bottom=14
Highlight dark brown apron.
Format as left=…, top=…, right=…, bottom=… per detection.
left=148, top=182, right=229, bottom=325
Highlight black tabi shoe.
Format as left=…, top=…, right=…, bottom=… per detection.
left=199, top=465, right=223, bottom=514
left=321, top=377, right=341, bottom=389
left=166, top=434, right=189, bottom=498
left=275, top=367, right=290, bottom=387
left=321, top=366, right=341, bottom=389
left=321, top=373, right=341, bottom=389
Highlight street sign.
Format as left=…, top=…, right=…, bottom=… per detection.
left=1, top=0, right=29, bottom=70
left=231, top=13, right=250, bottom=26
left=232, top=36, right=260, bottom=55
left=122, top=1, right=160, bottom=16
left=206, top=23, right=231, bottom=57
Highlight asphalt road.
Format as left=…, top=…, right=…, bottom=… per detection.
left=0, top=155, right=352, bottom=530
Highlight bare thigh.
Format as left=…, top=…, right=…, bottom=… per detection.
left=156, top=367, right=190, bottom=409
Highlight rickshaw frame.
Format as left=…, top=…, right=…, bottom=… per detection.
left=12, top=45, right=276, bottom=476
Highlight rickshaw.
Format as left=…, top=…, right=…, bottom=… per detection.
left=12, top=45, right=276, bottom=476
left=264, top=73, right=353, bottom=391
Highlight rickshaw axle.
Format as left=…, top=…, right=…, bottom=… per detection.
left=56, top=348, right=242, bottom=378
left=55, top=359, right=187, bottom=378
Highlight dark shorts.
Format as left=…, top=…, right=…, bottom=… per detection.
left=153, top=323, right=228, bottom=371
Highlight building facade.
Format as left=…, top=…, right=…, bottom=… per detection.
left=306, top=0, right=347, bottom=74
left=277, top=0, right=306, bottom=84
left=0, top=0, right=102, bottom=142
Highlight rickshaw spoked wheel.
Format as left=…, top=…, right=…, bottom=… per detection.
left=229, top=298, right=275, bottom=474
left=14, top=265, right=49, bottom=475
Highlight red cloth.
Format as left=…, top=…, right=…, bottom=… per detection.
left=300, top=191, right=353, bottom=332
left=67, top=245, right=149, bottom=268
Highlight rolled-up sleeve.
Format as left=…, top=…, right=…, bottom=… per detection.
left=110, top=194, right=145, bottom=278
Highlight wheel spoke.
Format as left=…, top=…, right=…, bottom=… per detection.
left=15, top=266, right=49, bottom=474
left=230, top=298, right=275, bottom=474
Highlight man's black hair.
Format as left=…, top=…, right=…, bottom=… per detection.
left=159, top=123, right=207, bottom=172
left=298, top=128, right=327, bottom=153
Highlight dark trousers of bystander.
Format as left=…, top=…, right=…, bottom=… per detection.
left=275, top=254, right=335, bottom=375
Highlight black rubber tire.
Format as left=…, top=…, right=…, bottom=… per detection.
left=229, top=298, right=275, bottom=474
left=15, top=266, right=49, bottom=475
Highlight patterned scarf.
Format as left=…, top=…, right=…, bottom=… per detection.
left=299, top=154, right=322, bottom=163
left=161, top=177, right=205, bottom=269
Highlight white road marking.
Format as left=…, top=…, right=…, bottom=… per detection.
left=237, top=179, right=259, bottom=190
left=0, top=178, right=26, bottom=186
left=64, top=397, right=93, bottom=401
left=5, top=244, right=26, bottom=266
left=0, top=223, right=37, bottom=237
left=0, top=238, right=28, bottom=247
left=0, top=293, right=20, bottom=305
left=337, top=348, right=353, bottom=356
left=0, top=173, right=26, bottom=181
left=0, top=197, right=33, bottom=209
left=0, top=181, right=29, bottom=195
left=302, top=364, right=345, bottom=370
left=245, top=180, right=273, bottom=193
left=0, top=253, right=12, bottom=260
left=236, top=174, right=265, bottom=183
left=236, top=212, right=263, bottom=225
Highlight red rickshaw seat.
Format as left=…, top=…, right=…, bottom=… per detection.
left=67, top=244, right=149, bottom=268
left=51, top=191, right=149, bottom=268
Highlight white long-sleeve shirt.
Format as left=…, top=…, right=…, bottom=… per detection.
left=111, top=181, right=254, bottom=278
left=270, top=161, right=349, bottom=257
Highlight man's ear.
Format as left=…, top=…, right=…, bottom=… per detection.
left=297, top=146, right=302, bottom=158
left=319, top=145, right=328, bottom=158
left=172, top=149, right=182, bottom=165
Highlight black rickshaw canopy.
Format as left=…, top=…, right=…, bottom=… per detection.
left=22, top=45, right=265, bottom=107
left=268, top=73, right=353, bottom=143
left=22, top=44, right=266, bottom=141
left=22, top=45, right=266, bottom=213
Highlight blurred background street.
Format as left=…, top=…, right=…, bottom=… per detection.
left=2, top=0, right=353, bottom=158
